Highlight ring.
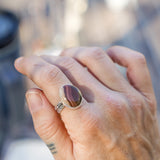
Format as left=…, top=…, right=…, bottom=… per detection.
left=55, top=85, right=82, bottom=113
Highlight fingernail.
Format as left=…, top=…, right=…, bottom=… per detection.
left=14, top=57, right=24, bottom=68
left=26, top=92, right=43, bottom=113
left=15, top=57, right=24, bottom=64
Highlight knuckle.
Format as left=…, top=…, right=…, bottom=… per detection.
left=127, top=93, right=144, bottom=110
left=103, top=94, right=128, bottom=118
left=34, top=121, right=59, bottom=140
left=149, top=98, right=157, bottom=108
left=146, top=96, right=157, bottom=114
left=107, top=45, right=121, bottom=54
left=131, top=95, right=142, bottom=107
left=107, top=45, right=119, bottom=52
left=80, top=47, right=105, bottom=61
left=61, top=48, right=70, bottom=56
left=91, top=47, right=105, bottom=60
left=105, top=93, right=128, bottom=108
left=42, top=66, right=60, bottom=83
left=134, top=53, right=146, bottom=65
left=58, top=57, right=76, bottom=70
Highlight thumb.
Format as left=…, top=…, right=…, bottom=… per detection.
left=26, top=88, right=73, bottom=160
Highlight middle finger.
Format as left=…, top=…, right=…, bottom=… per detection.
left=62, top=47, right=132, bottom=93
left=41, top=55, right=108, bottom=102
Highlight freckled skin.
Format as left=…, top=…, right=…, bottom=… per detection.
left=16, top=46, right=160, bottom=160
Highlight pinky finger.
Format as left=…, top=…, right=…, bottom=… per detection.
left=107, top=46, right=154, bottom=96
left=107, top=46, right=157, bottom=112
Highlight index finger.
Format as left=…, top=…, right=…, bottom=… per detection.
left=14, top=56, right=89, bottom=132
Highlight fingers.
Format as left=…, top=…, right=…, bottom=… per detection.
left=107, top=46, right=154, bottom=98
left=61, top=47, right=132, bottom=93
left=40, top=55, right=106, bottom=102
left=26, top=88, right=73, bottom=160
left=14, top=56, right=88, bottom=133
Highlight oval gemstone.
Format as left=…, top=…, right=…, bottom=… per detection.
left=60, top=85, right=82, bottom=108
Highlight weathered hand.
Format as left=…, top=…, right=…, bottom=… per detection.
left=15, top=46, right=160, bottom=160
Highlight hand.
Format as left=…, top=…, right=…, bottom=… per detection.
left=15, top=46, right=160, bottom=160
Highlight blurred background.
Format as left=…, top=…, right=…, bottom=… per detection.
left=0, top=0, right=160, bottom=159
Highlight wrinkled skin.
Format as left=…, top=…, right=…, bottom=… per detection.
left=15, top=46, right=160, bottom=160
